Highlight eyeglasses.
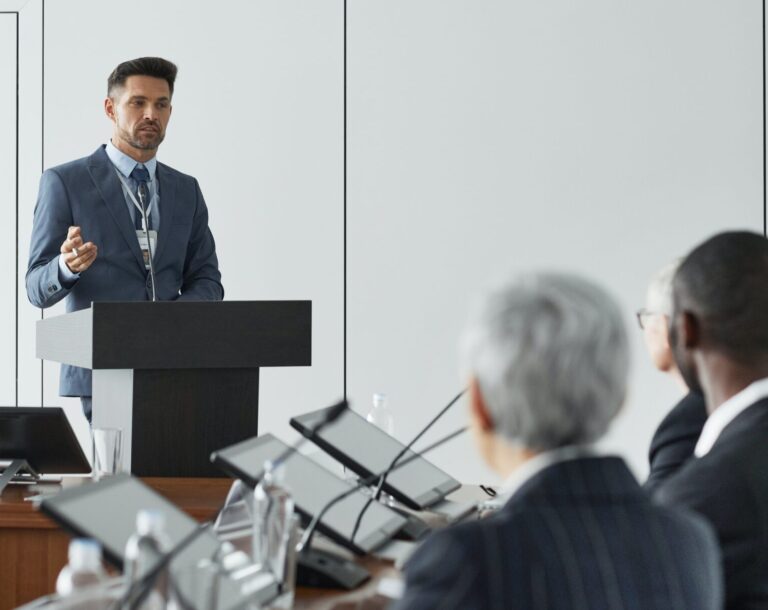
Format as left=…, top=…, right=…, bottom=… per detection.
left=635, top=308, right=662, bottom=330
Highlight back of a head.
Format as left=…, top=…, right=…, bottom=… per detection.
left=673, top=231, right=768, bottom=363
left=462, top=272, right=629, bottom=451
left=646, top=259, right=682, bottom=316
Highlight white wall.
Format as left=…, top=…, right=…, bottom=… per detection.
left=3, top=0, right=44, bottom=420
left=0, top=13, right=16, bottom=407
left=16, top=0, right=43, bottom=414
left=346, top=0, right=762, bottom=482
left=5, top=1, right=764, bottom=484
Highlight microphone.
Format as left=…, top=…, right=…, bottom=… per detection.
left=137, top=183, right=157, bottom=302
left=297, top=425, right=467, bottom=555
left=349, top=388, right=466, bottom=542
left=291, top=425, right=466, bottom=590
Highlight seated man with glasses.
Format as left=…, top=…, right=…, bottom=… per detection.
left=637, top=260, right=707, bottom=493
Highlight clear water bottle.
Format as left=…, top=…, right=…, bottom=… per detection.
left=56, top=538, right=108, bottom=596
left=124, top=509, right=173, bottom=610
left=367, top=393, right=397, bottom=505
left=367, top=393, right=395, bottom=436
left=253, top=460, right=295, bottom=592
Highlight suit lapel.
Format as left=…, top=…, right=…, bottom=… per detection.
left=152, top=162, right=178, bottom=265
left=87, top=146, right=146, bottom=270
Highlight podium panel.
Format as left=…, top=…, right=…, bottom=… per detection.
left=132, top=368, right=259, bottom=477
left=38, top=301, right=311, bottom=477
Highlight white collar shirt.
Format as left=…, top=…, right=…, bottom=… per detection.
left=694, top=377, right=768, bottom=457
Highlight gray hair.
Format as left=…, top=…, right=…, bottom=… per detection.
left=646, top=259, right=682, bottom=316
left=461, top=272, right=629, bottom=451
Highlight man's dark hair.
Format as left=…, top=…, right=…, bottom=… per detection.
left=107, top=57, right=178, bottom=98
left=673, top=231, right=768, bottom=362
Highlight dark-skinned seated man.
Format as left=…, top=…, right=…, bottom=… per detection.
left=657, top=230, right=768, bottom=609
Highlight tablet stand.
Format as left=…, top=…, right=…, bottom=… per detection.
left=0, top=459, right=40, bottom=494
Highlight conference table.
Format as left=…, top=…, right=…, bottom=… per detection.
left=0, top=477, right=397, bottom=610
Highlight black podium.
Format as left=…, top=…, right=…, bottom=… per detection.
left=36, top=301, right=311, bottom=477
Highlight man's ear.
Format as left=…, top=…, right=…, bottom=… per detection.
left=680, top=310, right=701, bottom=349
left=469, top=377, right=494, bottom=432
left=104, top=97, right=116, bottom=122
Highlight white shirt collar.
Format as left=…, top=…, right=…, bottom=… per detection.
left=694, top=377, right=768, bottom=457
left=105, top=140, right=157, bottom=180
left=500, top=445, right=594, bottom=500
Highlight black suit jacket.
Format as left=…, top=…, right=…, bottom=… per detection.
left=394, top=456, right=722, bottom=610
left=657, top=398, right=768, bottom=609
left=645, top=392, right=708, bottom=494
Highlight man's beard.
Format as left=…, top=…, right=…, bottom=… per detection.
left=118, top=121, right=164, bottom=151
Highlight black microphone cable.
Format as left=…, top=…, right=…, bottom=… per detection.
left=349, top=388, right=466, bottom=542
left=297, top=425, right=467, bottom=555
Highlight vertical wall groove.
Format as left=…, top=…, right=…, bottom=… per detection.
left=343, top=0, right=347, bottom=400
left=14, top=11, right=19, bottom=407
left=40, top=0, right=45, bottom=406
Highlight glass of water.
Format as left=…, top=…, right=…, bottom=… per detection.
left=91, top=428, right=123, bottom=481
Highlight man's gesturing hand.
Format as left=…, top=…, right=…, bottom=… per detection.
left=60, top=226, right=97, bottom=273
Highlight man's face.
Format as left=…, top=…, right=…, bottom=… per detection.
left=641, top=313, right=675, bottom=372
left=105, top=75, right=172, bottom=153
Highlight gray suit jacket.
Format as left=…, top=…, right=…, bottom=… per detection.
left=26, top=145, right=224, bottom=397
left=393, top=456, right=722, bottom=610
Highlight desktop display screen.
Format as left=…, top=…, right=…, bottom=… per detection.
left=40, top=475, right=278, bottom=609
left=211, top=433, right=407, bottom=555
left=291, top=406, right=460, bottom=510
left=40, top=474, right=219, bottom=570
left=0, top=407, right=90, bottom=474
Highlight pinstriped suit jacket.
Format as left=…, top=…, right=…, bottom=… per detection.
left=393, top=456, right=722, bottom=610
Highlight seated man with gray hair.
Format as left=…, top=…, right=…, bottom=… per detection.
left=393, top=272, right=722, bottom=610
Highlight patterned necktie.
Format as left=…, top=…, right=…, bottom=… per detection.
left=130, top=165, right=150, bottom=230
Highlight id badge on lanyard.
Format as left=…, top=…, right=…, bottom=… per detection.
left=136, top=230, right=158, bottom=270
left=116, top=170, right=159, bottom=270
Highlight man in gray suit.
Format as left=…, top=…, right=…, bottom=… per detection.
left=392, top=273, right=722, bottom=610
left=26, top=57, right=223, bottom=421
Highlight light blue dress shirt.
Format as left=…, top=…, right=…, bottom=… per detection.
left=104, top=139, right=161, bottom=231
left=58, top=140, right=161, bottom=282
